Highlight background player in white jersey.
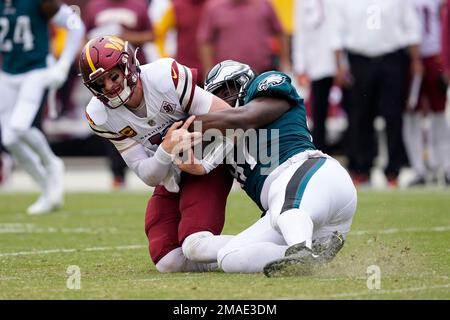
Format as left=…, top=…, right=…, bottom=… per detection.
left=179, top=61, right=357, bottom=277
left=79, top=36, right=290, bottom=272
left=403, top=0, right=450, bottom=186
left=0, top=0, right=85, bottom=214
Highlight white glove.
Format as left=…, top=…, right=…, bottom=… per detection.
left=46, top=60, right=71, bottom=89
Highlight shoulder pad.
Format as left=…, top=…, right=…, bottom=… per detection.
left=140, top=58, right=175, bottom=94
left=245, top=71, right=302, bottom=105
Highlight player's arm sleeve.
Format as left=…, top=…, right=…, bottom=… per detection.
left=120, top=144, right=174, bottom=187
left=50, top=3, right=86, bottom=66
left=85, top=111, right=174, bottom=186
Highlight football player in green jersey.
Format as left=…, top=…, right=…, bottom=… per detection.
left=0, top=0, right=85, bottom=214
left=179, top=60, right=357, bottom=277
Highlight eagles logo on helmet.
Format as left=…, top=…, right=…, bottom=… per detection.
left=79, top=35, right=141, bottom=109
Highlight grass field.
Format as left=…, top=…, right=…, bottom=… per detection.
left=0, top=189, right=449, bottom=300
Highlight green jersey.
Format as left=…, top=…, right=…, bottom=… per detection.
left=229, top=71, right=316, bottom=210
left=0, top=0, right=49, bottom=74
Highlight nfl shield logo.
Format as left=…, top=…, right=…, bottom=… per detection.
left=161, top=101, right=176, bottom=114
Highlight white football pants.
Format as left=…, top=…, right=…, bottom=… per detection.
left=0, top=69, right=49, bottom=143
left=218, top=151, right=357, bottom=273
left=0, top=69, right=58, bottom=192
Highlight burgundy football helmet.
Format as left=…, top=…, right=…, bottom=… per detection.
left=79, top=35, right=141, bottom=108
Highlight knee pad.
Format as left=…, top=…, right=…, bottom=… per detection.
left=155, top=248, right=186, bottom=273
left=182, top=231, right=213, bottom=261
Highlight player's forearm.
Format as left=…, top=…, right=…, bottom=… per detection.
left=122, top=144, right=173, bottom=187
left=190, top=97, right=292, bottom=133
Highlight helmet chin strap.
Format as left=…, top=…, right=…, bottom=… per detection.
left=108, top=78, right=132, bottom=108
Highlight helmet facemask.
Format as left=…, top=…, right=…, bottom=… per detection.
left=209, top=77, right=243, bottom=108
left=205, top=60, right=256, bottom=108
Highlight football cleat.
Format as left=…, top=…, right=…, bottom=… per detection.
left=263, top=232, right=345, bottom=277
left=406, top=175, right=426, bottom=188
left=263, top=243, right=318, bottom=277
left=27, top=194, right=55, bottom=215
left=311, top=231, right=345, bottom=263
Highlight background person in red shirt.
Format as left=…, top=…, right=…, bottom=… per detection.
left=154, top=0, right=208, bottom=86
left=197, top=0, right=290, bottom=75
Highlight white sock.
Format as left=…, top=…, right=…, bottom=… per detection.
left=22, top=127, right=57, bottom=168
left=155, top=247, right=218, bottom=273
left=276, top=209, right=314, bottom=248
left=218, top=242, right=287, bottom=273
left=182, top=231, right=233, bottom=262
left=5, top=140, right=47, bottom=190
left=403, top=113, right=426, bottom=176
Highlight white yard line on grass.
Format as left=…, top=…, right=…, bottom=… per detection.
left=0, top=225, right=448, bottom=257
left=351, top=226, right=450, bottom=236
left=0, top=224, right=114, bottom=234
left=0, top=244, right=147, bottom=257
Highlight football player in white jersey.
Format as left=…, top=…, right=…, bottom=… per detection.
left=0, top=0, right=85, bottom=214
left=79, top=35, right=231, bottom=272
left=79, top=35, right=290, bottom=272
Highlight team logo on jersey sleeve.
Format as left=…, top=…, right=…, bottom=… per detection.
left=257, top=74, right=286, bottom=91
left=119, top=126, right=137, bottom=138
left=160, top=101, right=176, bottom=114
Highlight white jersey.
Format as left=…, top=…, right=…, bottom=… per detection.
left=414, top=0, right=443, bottom=57
left=86, top=58, right=210, bottom=152
left=85, top=58, right=213, bottom=191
